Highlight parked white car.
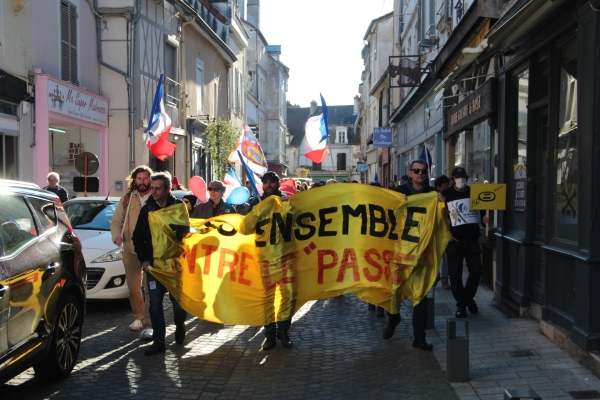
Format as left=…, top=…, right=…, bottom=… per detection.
left=63, top=197, right=128, bottom=299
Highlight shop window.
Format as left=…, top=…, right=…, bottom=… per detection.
left=0, top=134, right=18, bottom=180
left=60, top=0, right=78, bottom=86
left=510, top=69, right=529, bottom=232
left=552, top=40, right=578, bottom=242
left=337, top=153, right=347, bottom=170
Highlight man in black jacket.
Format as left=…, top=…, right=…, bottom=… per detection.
left=43, top=172, right=69, bottom=203
left=133, top=171, right=188, bottom=355
left=442, top=167, right=489, bottom=318
left=388, top=160, right=444, bottom=350
left=248, top=172, right=292, bottom=351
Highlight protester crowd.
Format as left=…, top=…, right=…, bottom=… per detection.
left=75, top=160, right=488, bottom=356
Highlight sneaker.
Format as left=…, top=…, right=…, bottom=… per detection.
left=175, top=324, right=186, bottom=344
left=144, top=342, right=165, bottom=356
left=142, top=328, right=153, bottom=340
left=442, top=281, right=451, bottom=290
left=467, top=299, right=478, bottom=314
left=455, top=306, right=467, bottom=318
left=129, top=319, right=144, bottom=331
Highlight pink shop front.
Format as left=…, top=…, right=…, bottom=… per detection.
left=34, top=73, right=109, bottom=197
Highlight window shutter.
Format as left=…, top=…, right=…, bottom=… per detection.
left=165, top=44, right=176, bottom=101
left=60, top=1, right=78, bottom=86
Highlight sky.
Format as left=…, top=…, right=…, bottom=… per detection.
left=257, top=0, right=393, bottom=108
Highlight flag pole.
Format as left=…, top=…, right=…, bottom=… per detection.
left=327, top=140, right=336, bottom=180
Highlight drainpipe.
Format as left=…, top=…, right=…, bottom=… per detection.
left=179, top=14, right=195, bottom=181
left=93, top=0, right=140, bottom=169
left=129, top=0, right=142, bottom=168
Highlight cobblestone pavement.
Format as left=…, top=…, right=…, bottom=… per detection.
left=2, top=294, right=457, bottom=399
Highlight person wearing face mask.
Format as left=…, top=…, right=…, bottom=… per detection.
left=442, top=167, right=489, bottom=318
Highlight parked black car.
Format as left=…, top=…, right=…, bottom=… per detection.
left=0, top=180, right=87, bottom=383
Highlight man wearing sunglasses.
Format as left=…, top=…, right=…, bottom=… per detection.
left=386, top=159, right=444, bottom=350
left=248, top=171, right=292, bottom=351
left=191, top=181, right=235, bottom=219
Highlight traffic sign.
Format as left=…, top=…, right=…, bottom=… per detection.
left=470, top=183, right=507, bottom=210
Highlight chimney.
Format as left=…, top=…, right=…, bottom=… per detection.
left=354, top=95, right=360, bottom=114
left=247, top=0, right=260, bottom=28
left=310, top=100, right=318, bottom=115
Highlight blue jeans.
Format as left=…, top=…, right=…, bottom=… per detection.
left=264, top=320, right=291, bottom=338
left=147, top=273, right=187, bottom=345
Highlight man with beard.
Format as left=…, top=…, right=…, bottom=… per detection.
left=110, top=165, right=154, bottom=337
left=248, top=172, right=292, bottom=351
left=133, top=171, right=188, bottom=355
left=387, top=160, right=445, bottom=350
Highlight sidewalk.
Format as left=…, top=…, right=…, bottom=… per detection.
left=424, top=279, right=600, bottom=399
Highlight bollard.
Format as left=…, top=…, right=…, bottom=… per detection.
left=446, top=318, right=469, bottom=382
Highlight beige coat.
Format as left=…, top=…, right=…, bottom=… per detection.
left=110, top=190, right=147, bottom=254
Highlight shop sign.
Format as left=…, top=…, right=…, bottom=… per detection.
left=357, top=163, right=368, bottom=173
left=470, top=183, right=506, bottom=210
left=447, top=78, right=496, bottom=135
left=373, top=127, right=392, bottom=147
left=514, top=163, right=526, bottom=213
left=48, top=79, right=108, bottom=126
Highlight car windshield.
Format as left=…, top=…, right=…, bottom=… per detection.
left=64, top=201, right=116, bottom=231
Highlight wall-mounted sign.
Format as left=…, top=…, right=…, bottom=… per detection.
left=357, top=163, right=368, bottom=173
left=373, top=127, right=392, bottom=147
left=447, top=78, right=496, bottom=135
left=48, top=79, right=109, bottom=126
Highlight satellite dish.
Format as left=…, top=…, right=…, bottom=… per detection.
left=75, top=152, right=100, bottom=175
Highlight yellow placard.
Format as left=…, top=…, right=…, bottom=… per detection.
left=470, top=183, right=507, bottom=210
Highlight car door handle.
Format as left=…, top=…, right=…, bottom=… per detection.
left=0, top=285, right=7, bottom=299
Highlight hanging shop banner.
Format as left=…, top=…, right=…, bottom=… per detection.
left=470, top=183, right=507, bottom=210
left=373, top=127, right=393, bottom=147
left=47, top=79, right=109, bottom=126
left=148, top=184, right=451, bottom=326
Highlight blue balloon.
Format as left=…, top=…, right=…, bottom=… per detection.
left=226, top=187, right=250, bottom=205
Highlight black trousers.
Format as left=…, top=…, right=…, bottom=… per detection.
left=446, top=239, right=482, bottom=307
left=387, top=299, right=428, bottom=338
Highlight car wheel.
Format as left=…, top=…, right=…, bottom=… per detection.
left=33, top=293, right=83, bottom=381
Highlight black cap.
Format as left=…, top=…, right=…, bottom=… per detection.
left=400, top=175, right=409, bottom=180
left=452, top=167, right=468, bottom=178
left=261, top=171, right=280, bottom=182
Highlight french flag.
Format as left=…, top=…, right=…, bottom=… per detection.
left=303, top=94, right=329, bottom=163
left=144, top=74, right=175, bottom=161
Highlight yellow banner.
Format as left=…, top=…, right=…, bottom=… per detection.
left=148, top=184, right=451, bottom=326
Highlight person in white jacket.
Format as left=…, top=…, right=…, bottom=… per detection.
left=110, top=165, right=154, bottom=338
